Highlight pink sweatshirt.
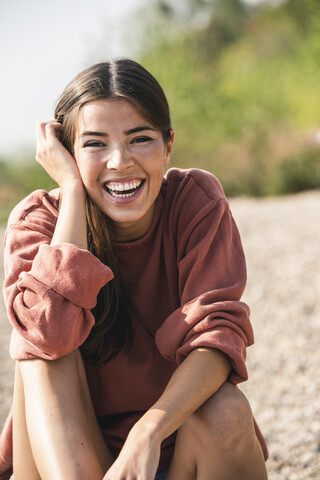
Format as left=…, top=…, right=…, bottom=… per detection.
left=0, top=168, right=267, bottom=478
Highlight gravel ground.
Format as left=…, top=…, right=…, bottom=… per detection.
left=0, top=190, right=319, bottom=479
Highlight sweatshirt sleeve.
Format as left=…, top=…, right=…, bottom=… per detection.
left=3, top=192, right=113, bottom=361
left=155, top=173, right=253, bottom=384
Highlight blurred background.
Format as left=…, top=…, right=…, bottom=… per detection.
left=1, top=0, right=320, bottom=223
left=1, top=1, right=320, bottom=478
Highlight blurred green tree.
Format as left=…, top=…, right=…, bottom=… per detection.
left=138, top=0, right=320, bottom=196
left=1, top=0, right=319, bottom=226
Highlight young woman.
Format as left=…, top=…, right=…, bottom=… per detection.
left=0, top=59, right=268, bottom=480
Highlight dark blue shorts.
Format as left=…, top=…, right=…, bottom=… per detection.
left=155, top=468, right=167, bottom=479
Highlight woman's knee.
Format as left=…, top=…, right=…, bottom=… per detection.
left=183, top=382, right=257, bottom=452
left=19, top=349, right=81, bottom=383
left=18, top=349, right=87, bottom=409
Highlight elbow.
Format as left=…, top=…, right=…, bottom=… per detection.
left=9, top=307, right=94, bottom=361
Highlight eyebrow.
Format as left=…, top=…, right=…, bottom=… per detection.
left=80, top=126, right=156, bottom=138
left=80, top=131, right=107, bottom=138
left=124, top=126, right=156, bottom=135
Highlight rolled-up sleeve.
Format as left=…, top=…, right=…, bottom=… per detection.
left=156, top=196, right=253, bottom=385
left=4, top=199, right=113, bottom=360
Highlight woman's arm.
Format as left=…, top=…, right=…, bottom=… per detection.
left=137, top=347, right=230, bottom=440
left=50, top=180, right=87, bottom=249
left=35, top=121, right=87, bottom=249
left=156, top=187, right=253, bottom=385
left=4, top=122, right=113, bottom=360
left=104, top=347, right=230, bottom=479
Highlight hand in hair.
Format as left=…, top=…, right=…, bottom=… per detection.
left=35, top=120, right=82, bottom=189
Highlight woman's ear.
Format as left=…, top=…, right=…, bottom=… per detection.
left=164, top=129, right=175, bottom=166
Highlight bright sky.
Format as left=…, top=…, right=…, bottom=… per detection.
left=0, top=0, right=147, bottom=157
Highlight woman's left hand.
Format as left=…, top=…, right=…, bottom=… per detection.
left=103, top=421, right=161, bottom=480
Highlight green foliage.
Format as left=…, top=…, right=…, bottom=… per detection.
left=1, top=0, right=320, bottom=227
left=139, top=0, right=320, bottom=196
left=0, top=158, right=57, bottom=225
left=194, top=0, right=250, bottom=60
left=276, top=148, right=320, bottom=194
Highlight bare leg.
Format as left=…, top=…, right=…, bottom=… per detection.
left=13, top=362, right=41, bottom=480
left=166, top=382, right=268, bottom=480
left=13, top=350, right=113, bottom=480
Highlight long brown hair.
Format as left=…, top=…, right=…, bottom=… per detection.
left=54, top=59, right=172, bottom=363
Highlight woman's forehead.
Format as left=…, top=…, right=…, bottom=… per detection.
left=75, top=98, right=154, bottom=135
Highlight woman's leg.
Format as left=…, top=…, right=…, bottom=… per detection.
left=13, top=361, right=41, bottom=480
left=13, top=349, right=113, bottom=480
left=166, top=382, right=268, bottom=480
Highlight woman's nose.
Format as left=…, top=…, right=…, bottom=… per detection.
left=106, top=147, right=134, bottom=170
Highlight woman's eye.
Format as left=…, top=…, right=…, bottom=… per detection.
left=84, top=141, right=105, bottom=148
left=131, top=136, right=152, bottom=144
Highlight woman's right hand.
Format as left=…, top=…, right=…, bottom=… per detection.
left=35, top=121, right=82, bottom=189
left=36, top=121, right=88, bottom=249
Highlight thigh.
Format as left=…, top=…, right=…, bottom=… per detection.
left=16, top=351, right=113, bottom=479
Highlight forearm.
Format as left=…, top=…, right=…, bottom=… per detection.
left=135, top=347, right=231, bottom=444
left=34, top=121, right=88, bottom=250
left=51, top=181, right=88, bottom=249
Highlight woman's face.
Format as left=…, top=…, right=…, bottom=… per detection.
left=73, top=98, right=174, bottom=242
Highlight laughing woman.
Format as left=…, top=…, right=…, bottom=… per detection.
left=0, top=59, right=268, bottom=480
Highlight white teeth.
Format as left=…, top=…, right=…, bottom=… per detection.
left=109, top=191, right=136, bottom=198
left=105, top=179, right=143, bottom=198
left=107, top=180, right=142, bottom=192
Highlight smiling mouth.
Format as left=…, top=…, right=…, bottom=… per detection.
left=104, top=179, right=145, bottom=198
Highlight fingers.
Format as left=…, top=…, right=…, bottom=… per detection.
left=35, top=121, right=63, bottom=163
left=34, top=121, right=82, bottom=187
